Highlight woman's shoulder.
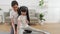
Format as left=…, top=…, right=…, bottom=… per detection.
left=10, top=10, right=14, bottom=14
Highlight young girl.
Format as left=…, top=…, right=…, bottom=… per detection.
left=17, top=9, right=28, bottom=34
left=17, top=6, right=43, bottom=34
left=18, top=6, right=32, bottom=33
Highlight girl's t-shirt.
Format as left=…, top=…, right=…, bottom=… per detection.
left=10, top=10, right=18, bottom=24
left=18, top=15, right=28, bottom=28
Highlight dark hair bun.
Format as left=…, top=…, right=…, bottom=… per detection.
left=11, top=1, right=18, bottom=7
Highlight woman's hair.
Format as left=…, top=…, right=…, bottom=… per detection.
left=11, top=1, right=18, bottom=7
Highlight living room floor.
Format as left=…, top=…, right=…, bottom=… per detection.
left=0, top=23, right=60, bottom=34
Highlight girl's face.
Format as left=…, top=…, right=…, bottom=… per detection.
left=21, top=12, right=26, bottom=15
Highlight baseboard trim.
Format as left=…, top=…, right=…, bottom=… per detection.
left=45, top=21, right=59, bottom=23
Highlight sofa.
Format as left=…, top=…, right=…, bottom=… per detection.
left=3, top=9, right=39, bottom=25
left=29, top=9, right=39, bottom=24
left=4, top=12, right=11, bottom=23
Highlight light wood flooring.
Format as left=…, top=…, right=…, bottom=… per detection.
left=0, top=23, right=60, bottom=34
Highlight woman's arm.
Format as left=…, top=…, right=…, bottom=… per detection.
left=17, top=20, right=20, bottom=30
left=11, top=18, right=14, bottom=28
left=10, top=11, right=15, bottom=34
left=11, top=18, right=15, bottom=34
left=17, top=17, right=20, bottom=34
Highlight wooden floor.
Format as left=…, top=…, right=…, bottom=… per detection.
left=31, top=23, right=60, bottom=34
left=0, top=23, right=60, bottom=34
left=0, top=23, right=10, bottom=32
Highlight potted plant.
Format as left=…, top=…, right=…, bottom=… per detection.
left=39, top=13, right=45, bottom=25
left=39, top=0, right=44, bottom=8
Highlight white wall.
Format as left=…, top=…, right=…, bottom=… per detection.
left=17, top=0, right=60, bottom=23
left=0, top=0, right=60, bottom=23
left=0, top=0, right=12, bottom=22
left=0, top=0, right=12, bottom=11
left=17, top=0, right=40, bottom=12
left=47, top=0, right=60, bottom=23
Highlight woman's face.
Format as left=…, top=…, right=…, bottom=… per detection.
left=12, top=4, right=18, bottom=11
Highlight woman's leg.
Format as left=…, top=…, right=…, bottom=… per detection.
left=15, top=24, right=17, bottom=34
left=10, top=26, right=14, bottom=34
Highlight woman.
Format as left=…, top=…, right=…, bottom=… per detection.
left=10, top=1, right=19, bottom=34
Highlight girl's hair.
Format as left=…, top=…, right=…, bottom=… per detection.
left=11, top=1, right=18, bottom=7
left=18, top=6, right=30, bottom=22
left=18, top=6, right=28, bottom=15
left=18, top=6, right=32, bottom=32
left=20, top=6, right=27, bottom=12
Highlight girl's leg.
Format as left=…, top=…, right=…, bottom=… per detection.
left=24, top=30, right=32, bottom=33
left=23, top=26, right=43, bottom=32
left=19, top=28, right=24, bottom=34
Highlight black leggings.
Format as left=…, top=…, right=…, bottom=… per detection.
left=14, top=24, right=17, bottom=31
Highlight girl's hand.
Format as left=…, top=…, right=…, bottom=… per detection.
left=26, top=20, right=29, bottom=24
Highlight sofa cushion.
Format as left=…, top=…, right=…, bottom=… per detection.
left=29, top=9, right=36, bottom=17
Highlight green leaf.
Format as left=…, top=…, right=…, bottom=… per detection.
left=39, top=13, right=45, bottom=21
left=39, top=0, right=44, bottom=7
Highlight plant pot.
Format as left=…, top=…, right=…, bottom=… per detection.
left=41, top=20, right=45, bottom=25
left=39, top=20, right=45, bottom=25
left=41, top=22, right=44, bottom=25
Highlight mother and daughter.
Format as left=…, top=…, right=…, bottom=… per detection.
left=10, top=1, right=41, bottom=34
